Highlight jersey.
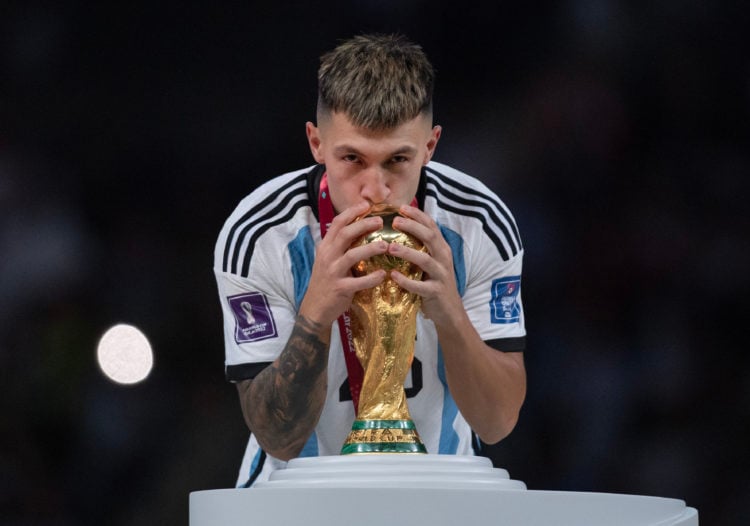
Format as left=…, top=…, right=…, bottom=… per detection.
left=213, top=161, right=526, bottom=487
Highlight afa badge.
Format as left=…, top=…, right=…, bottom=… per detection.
left=228, top=292, right=278, bottom=343
left=490, top=276, right=521, bottom=324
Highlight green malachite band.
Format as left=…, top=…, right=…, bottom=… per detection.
left=350, top=419, right=416, bottom=430
left=341, top=442, right=427, bottom=454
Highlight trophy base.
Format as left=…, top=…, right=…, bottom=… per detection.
left=191, top=456, right=699, bottom=525
left=341, top=419, right=427, bottom=454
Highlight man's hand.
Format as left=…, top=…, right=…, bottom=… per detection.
left=387, top=204, right=463, bottom=327
left=299, top=201, right=389, bottom=327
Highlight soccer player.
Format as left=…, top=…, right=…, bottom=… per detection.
left=214, top=34, right=527, bottom=487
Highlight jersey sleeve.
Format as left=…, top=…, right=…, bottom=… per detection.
left=213, top=202, right=299, bottom=382
left=213, top=168, right=317, bottom=382
left=214, top=261, right=297, bottom=381
left=461, top=226, right=526, bottom=351
left=423, top=161, right=526, bottom=352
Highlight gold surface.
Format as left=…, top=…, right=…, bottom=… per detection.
left=345, top=204, right=427, bottom=441
left=342, top=427, right=422, bottom=445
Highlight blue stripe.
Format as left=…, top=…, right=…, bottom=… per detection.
left=436, top=225, right=466, bottom=453
left=437, top=344, right=459, bottom=453
left=288, top=228, right=319, bottom=459
left=439, top=225, right=466, bottom=296
left=288, top=226, right=315, bottom=309
left=289, top=227, right=319, bottom=458
left=241, top=449, right=263, bottom=488
left=298, top=432, right=319, bottom=457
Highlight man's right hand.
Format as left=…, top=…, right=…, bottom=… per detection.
left=299, top=201, right=389, bottom=328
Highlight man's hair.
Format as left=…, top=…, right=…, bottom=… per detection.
left=317, top=34, right=435, bottom=130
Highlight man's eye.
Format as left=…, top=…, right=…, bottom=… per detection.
left=391, top=156, right=408, bottom=163
left=343, top=154, right=359, bottom=163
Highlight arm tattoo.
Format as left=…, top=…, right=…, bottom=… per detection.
left=247, top=315, right=329, bottom=454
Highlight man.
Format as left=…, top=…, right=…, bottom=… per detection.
left=214, top=34, right=526, bottom=487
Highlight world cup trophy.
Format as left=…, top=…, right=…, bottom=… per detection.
left=341, top=204, right=427, bottom=454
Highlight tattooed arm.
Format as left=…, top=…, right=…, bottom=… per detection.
left=236, top=315, right=330, bottom=461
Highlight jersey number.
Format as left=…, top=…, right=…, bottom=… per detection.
left=339, top=357, right=423, bottom=402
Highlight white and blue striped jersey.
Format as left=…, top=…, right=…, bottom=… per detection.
left=213, top=161, right=526, bottom=487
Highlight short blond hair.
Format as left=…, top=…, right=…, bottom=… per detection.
left=317, top=34, right=435, bottom=130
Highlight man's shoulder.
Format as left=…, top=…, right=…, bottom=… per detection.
left=425, top=160, right=471, bottom=178
left=423, top=161, right=523, bottom=261
left=424, top=161, right=492, bottom=192
left=228, top=165, right=318, bottom=219
left=214, top=165, right=319, bottom=276
left=423, top=160, right=508, bottom=216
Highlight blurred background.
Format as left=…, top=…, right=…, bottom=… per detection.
left=1, top=1, right=748, bottom=524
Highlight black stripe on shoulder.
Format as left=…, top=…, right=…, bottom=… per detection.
left=428, top=166, right=523, bottom=248
left=222, top=172, right=309, bottom=273
left=426, top=186, right=511, bottom=260
left=425, top=167, right=523, bottom=254
left=237, top=196, right=312, bottom=277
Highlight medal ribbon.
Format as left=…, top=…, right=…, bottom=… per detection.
left=318, top=173, right=364, bottom=414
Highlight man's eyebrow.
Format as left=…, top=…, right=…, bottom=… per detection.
left=389, top=146, right=418, bottom=156
left=332, top=145, right=418, bottom=156
left=332, top=145, right=362, bottom=155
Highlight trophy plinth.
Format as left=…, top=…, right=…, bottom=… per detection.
left=341, top=204, right=427, bottom=455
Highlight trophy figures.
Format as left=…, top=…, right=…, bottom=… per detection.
left=341, top=204, right=427, bottom=454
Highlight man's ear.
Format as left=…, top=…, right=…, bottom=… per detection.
left=306, top=122, right=324, bottom=164
left=424, top=125, right=442, bottom=164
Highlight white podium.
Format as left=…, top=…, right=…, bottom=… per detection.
left=190, top=455, right=698, bottom=525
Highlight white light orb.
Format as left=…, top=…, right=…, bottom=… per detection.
left=96, top=324, right=154, bottom=385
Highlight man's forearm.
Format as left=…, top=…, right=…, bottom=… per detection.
left=436, top=314, right=526, bottom=444
left=237, top=315, right=330, bottom=460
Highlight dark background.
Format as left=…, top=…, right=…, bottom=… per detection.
left=2, top=2, right=748, bottom=524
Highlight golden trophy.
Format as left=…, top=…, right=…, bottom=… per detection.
left=341, top=204, right=427, bottom=454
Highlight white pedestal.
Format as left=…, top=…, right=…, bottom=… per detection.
left=190, top=454, right=698, bottom=525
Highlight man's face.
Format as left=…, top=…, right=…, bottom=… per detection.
left=306, top=112, right=441, bottom=213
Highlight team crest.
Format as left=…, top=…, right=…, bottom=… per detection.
left=490, top=276, right=521, bottom=324
left=228, top=292, right=278, bottom=343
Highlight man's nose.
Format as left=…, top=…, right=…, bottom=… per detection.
left=360, top=167, right=390, bottom=204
